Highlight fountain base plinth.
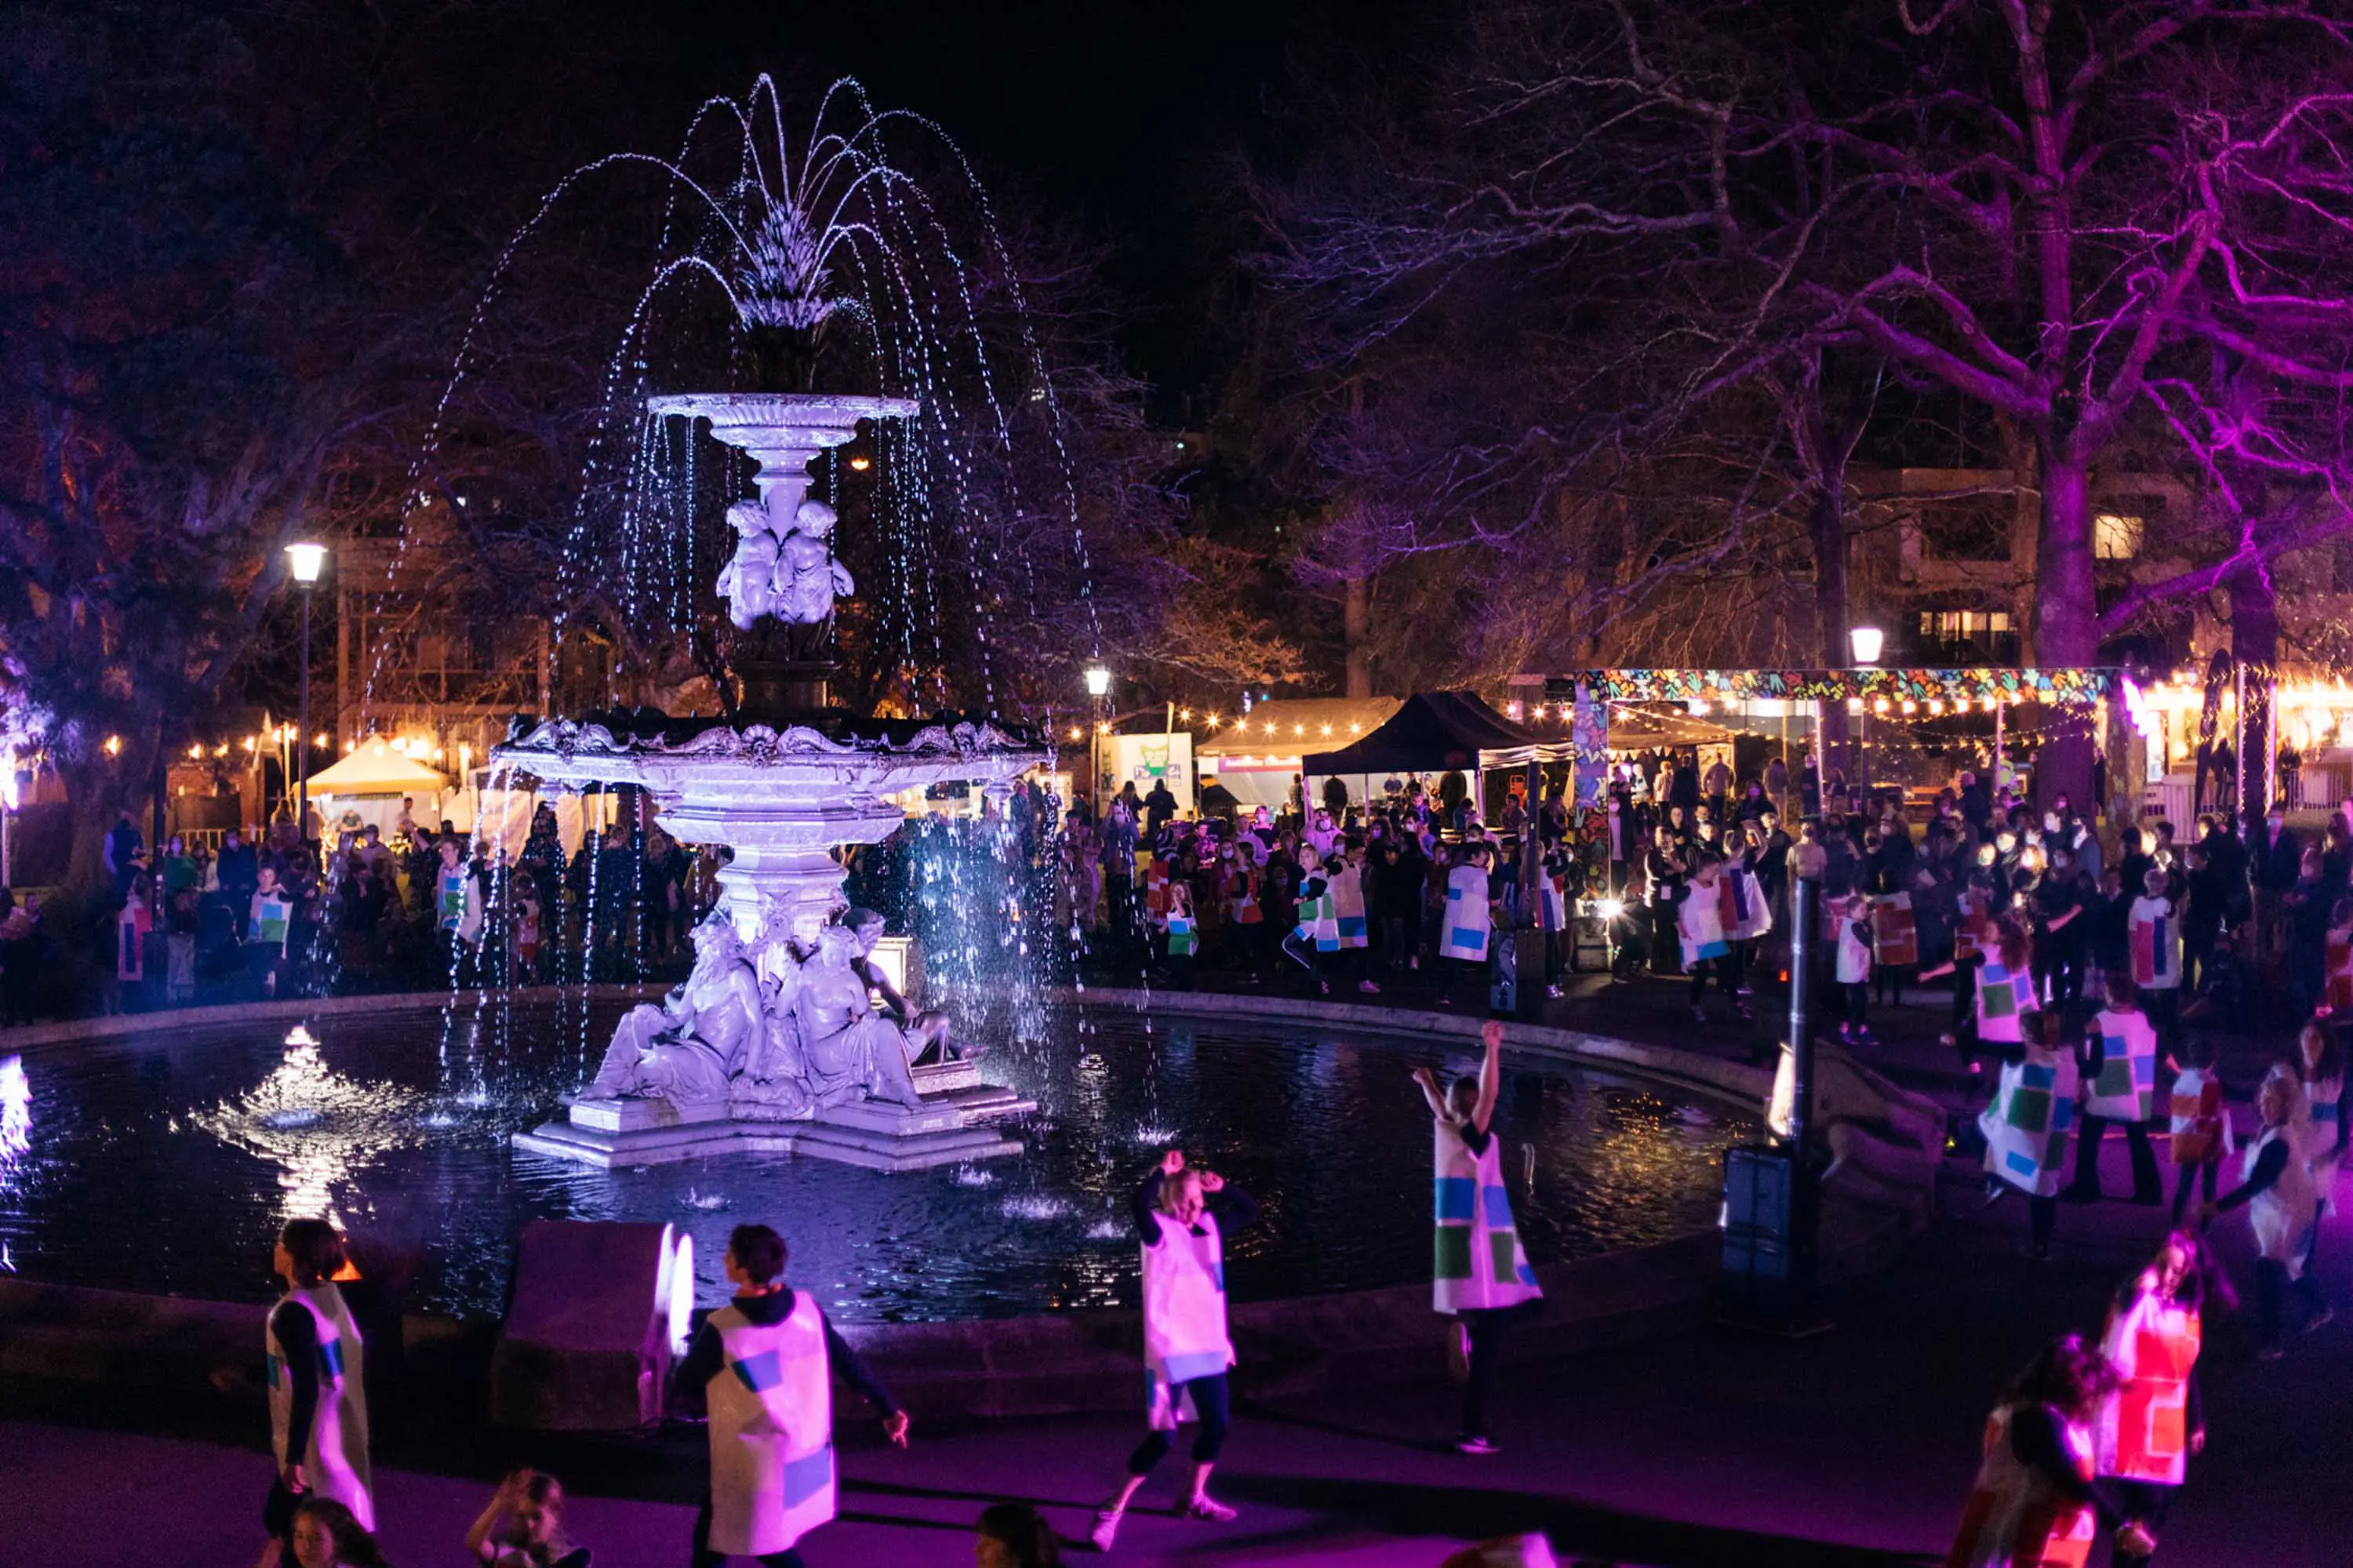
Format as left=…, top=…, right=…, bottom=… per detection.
left=518, top=1064, right=1033, bottom=1172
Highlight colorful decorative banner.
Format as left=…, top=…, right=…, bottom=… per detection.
left=1557, top=668, right=2120, bottom=705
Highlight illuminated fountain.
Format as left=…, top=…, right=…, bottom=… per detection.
left=496, top=85, right=1053, bottom=1171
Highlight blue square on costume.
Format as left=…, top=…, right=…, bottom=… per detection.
left=2004, top=1149, right=2038, bottom=1177
left=731, top=1350, right=784, bottom=1393
left=2021, top=1063, right=2056, bottom=1090
left=1435, top=1176, right=1476, bottom=1221
left=1517, top=1262, right=1540, bottom=1286
left=318, top=1340, right=345, bottom=1380
left=1162, top=1350, right=1231, bottom=1384
left=1482, top=1184, right=1515, bottom=1227
left=782, top=1444, right=835, bottom=1506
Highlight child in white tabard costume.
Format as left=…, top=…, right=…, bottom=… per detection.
left=2092, top=1232, right=2210, bottom=1568
left=2068, top=973, right=2163, bottom=1206
left=2166, top=1036, right=2233, bottom=1227
left=1944, top=1335, right=2153, bottom=1567
left=1438, top=846, right=1495, bottom=1010
left=1678, top=856, right=1750, bottom=1025
left=1091, top=1151, right=1260, bottom=1551
left=261, top=1219, right=374, bottom=1566
left=1978, top=1010, right=2078, bottom=1261
left=1282, top=860, right=1340, bottom=995
left=670, top=1223, right=908, bottom=1566
left=2293, top=1019, right=2348, bottom=1279
left=1413, top=1020, right=1544, bottom=1457
left=2127, top=868, right=2184, bottom=1042
left=1831, top=893, right=1875, bottom=1045
left=1332, top=840, right=1377, bottom=995
left=2216, top=1067, right=2326, bottom=1359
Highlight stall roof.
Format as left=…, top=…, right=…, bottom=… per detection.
left=306, top=738, right=449, bottom=795
left=1302, top=691, right=1568, bottom=774
left=1598, top=704, right=1735, bottom=751
left=1196, top=697, right=1403, bottom=762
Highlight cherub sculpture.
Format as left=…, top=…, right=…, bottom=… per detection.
left=774, top=499, right=855, bottom=624
left=717, top=500, right=781, bottom=631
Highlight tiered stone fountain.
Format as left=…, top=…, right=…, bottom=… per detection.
left=500, top=392, right=1049, bottom=1171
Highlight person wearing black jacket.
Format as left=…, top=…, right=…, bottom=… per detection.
left=671, top=1224, right=907, bottom=1567
left=1089, top=1154, right=1259, bottom=1550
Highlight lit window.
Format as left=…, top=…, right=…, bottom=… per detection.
left=2094, top=514, right=2144, bottom=559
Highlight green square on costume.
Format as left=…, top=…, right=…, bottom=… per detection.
left=2006, top=1088, right=2051, bottom=1133
left=1435, top=1227, right=1473, bottom=1280
left=1488, top=1230, right=1520, bottom=1282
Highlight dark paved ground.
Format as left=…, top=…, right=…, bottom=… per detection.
left=6, top=953, right=2347, bottom=1567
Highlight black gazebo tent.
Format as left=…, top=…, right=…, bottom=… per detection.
left=1301, top=690, right=1566, bottom=777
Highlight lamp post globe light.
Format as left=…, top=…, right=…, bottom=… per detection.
left=286, top=542, right=327, bottom=837
left=1847, top=624, right=1882, bottom=791
left=1083, top=664, right=1111, bottom=698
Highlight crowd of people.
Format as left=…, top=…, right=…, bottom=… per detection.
left=0, top=799, right=715, bottom=1022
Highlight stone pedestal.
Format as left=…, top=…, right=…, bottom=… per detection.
left=515, top=1069, right=1032, bottom=1173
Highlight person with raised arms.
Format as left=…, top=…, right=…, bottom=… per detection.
left=1091, top=1150, right=1260, bottom=1551
left=1414, top=1019, right=1544, bottom=1455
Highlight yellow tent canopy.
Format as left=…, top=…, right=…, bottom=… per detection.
left=304, top=738, right=449, bottom=795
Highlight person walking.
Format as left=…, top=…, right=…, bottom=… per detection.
left=1979, top=1010, right=2079, bottom=1261
left=1831, top=891, right=1876, bottom=1046
left=1438, top=844, right=1494, bottom=1010
left=2166, top=1037, right=2232, bottom=1226
left=1413, top=1020, right=1544, bottom=1455
left=2093, top=1233, right=2209, bottom=1568
left=1090, top=1151, right=1257, bottom=1550
left=262, top=1220, right=375, bottom=1566
left=672, top=1223, right=909, bottom=1566
left=1944, top=1337, right=2154, bottom=1566
left=2069, top=974, right=2163, bottom=1206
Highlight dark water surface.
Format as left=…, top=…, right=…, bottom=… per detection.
left=0, top=1002, right=1754, bottom=1322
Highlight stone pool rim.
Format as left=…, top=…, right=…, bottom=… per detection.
left=0, top=987, right=1924, bottom=1416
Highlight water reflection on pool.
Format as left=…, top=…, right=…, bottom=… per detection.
left=0, top=1004, right=1755, bottom=1322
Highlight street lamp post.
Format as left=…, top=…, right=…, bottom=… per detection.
left=1083, top=664, right=1111, bottom=817
left=1848, top=624, right=1882, bottom=794
left=287, top=543, right=328, bottom=840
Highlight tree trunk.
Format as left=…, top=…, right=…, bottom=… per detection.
left=1343, top=574, right=1373, bottom=698
left=2226, top=555, right=2280, bottom=829
left=1811, top=473, right=1854, bottom=783
left=2031, top=449, right=2098, bottom=810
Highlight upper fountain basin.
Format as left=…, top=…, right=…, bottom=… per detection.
left=490, top=711, right=1050, bottom=802
left=647, top=391, right=921, bottom=453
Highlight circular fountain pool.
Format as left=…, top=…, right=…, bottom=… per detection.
left=0, top=1002, right=1755, bottom=1322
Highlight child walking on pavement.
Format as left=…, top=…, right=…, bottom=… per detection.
left=1092, top=1150, right=1260, bottom=1550
left=260, top=1218, right=375, bottom=1568
left=671, top=1224, right=909, bottom=1566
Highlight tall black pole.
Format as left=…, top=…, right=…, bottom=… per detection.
left=297, top=584, right=313, bottom=840
left=1785, top=871, right=1820, bottom=1154
left=1783, top=858, right=1824, bottom=1313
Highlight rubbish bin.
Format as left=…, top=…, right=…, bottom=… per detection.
left=1720, top=1143, right=1808, bottom=1318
